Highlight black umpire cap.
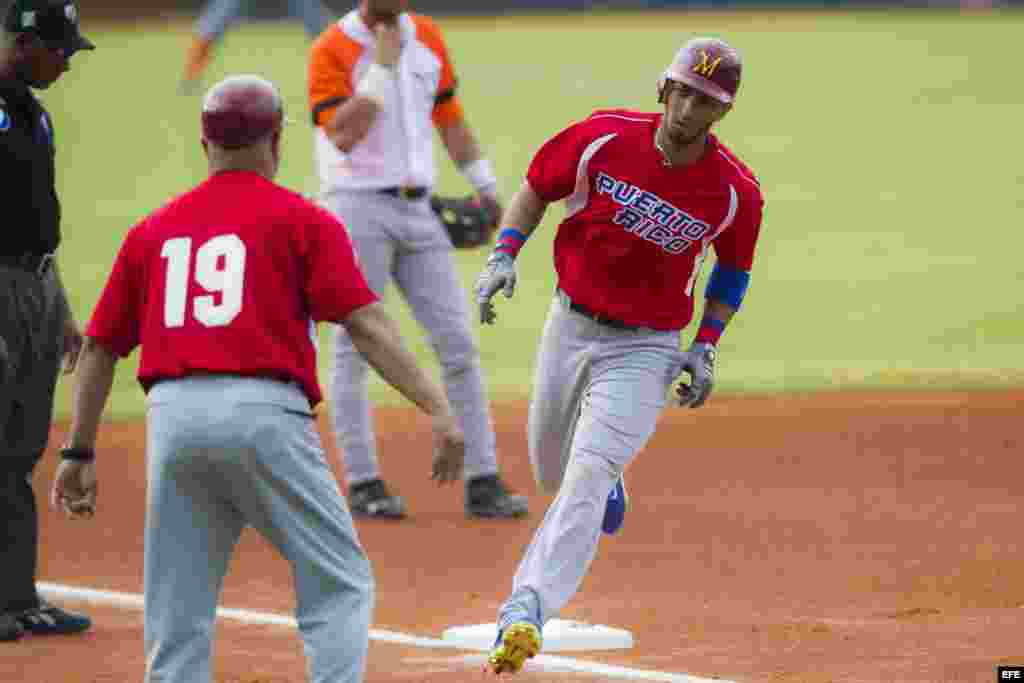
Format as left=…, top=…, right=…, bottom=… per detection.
left=4, top=0, right=95, bottom=54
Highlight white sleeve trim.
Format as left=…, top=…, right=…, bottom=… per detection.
left=685, top=184, right=738, bottom=296
left=565, top=133, right=618, bottom=218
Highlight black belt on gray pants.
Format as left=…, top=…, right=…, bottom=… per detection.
left=558, top=289, right=641, bottom=330
left=0, top=251, right=54, bottom=277
left=378, top=186, right=428, bottom=200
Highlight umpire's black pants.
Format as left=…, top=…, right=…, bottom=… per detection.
left=1, top=264, right=65, bottom=614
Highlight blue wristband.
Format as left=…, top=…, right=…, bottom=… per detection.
left=497, top=228, right=527, bottom=244
left=495, top=227, right=528, bottom=256
left=705, top=263, right=751, bottom=310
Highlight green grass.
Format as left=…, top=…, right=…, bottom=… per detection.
left=43, top=9, right=1024, bottom=418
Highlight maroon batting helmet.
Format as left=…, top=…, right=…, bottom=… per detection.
left=201, top=75, right=283, bottom=150
left=659, top=37, right=742, bottom=105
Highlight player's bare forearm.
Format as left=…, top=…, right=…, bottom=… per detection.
left=439, top=118, right=482, bottom=168
left=66, top=337, right=118, bottom=450
left=501, top=182, right=549, bottom=240
left=475, top=183, right=548, bottom=322
left=343, top=303, right=453, bottom=418
left=325, top=97, right=380, bottom=153
left=443, top=120, right=500, bottom=207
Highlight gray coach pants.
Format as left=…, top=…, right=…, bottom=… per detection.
left=1, top=263, right=66, bottom=613
left=144, top=376, right=373, bottom=683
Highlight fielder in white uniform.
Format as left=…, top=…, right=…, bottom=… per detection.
left=308, top=0, right=528, bottom=520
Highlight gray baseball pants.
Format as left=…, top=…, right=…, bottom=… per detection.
left=144, top=376, right=373, bottom=683
left=196, top=0, right=329, bottom=41
left=321, top=190, right=499, bottom=486
left=498, top=293, right=684, bottom=631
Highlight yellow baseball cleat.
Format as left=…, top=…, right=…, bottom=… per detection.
left=486, top=622, right=542, bottom=675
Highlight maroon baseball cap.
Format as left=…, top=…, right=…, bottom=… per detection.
left=661, top=37, right=742, bottom=105
left=201, top=75, right=284, bottom=150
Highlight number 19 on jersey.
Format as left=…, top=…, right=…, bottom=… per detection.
left=160, top=234, right=247, bottom=328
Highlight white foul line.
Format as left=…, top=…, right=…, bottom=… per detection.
left=38, top=582, right=737, bottom=683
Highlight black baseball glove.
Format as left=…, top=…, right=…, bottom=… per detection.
left=431, top=195, right=498, bottom=249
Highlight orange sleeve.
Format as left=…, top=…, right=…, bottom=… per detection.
left=308, top=25, right=364, bottom=127
left=413, top=14, right=465, bottom=129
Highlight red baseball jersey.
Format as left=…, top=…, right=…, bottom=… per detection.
left=86, top=170, right=378, bottom=406
left=527, top=109, right=764, bottom=331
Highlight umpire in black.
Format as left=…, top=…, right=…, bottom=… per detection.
left=1, top=0, right=93, bottom=642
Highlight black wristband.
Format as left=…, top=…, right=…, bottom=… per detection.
left=60, top=446, right=96, bottom=463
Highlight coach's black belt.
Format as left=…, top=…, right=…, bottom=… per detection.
left=0, top=250, right=55, bottom=277
left=379, top=186, right=428, bottom=200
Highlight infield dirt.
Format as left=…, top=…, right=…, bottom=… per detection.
left=4, top=391, right=1022, bottom=682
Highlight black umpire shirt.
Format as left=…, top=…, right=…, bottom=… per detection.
left=0, top=76, right=61, bottom=258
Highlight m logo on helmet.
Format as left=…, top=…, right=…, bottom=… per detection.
left=692, top=50, right=722, bottom=78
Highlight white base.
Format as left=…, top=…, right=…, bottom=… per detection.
left=441, top=619, right=634, bottom=652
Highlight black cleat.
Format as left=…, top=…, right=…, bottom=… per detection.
left=348, top=478, right=407, bottom=519
left=0, top=614, right=24, bottom=642
left=15, top=602, right=91, bottom=636
left=465, top=474, right=529, bottom=519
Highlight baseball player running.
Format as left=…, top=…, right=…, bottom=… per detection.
left=308, top=0, right=528, bottom=520
left=475, top=38, right=765, bottom=674
left=51, top=75, right=465, bottom=683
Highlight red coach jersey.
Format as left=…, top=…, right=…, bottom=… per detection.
left=86, top=170, right=378, bottom=406
left=527, top=109, right=764, bottom=331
